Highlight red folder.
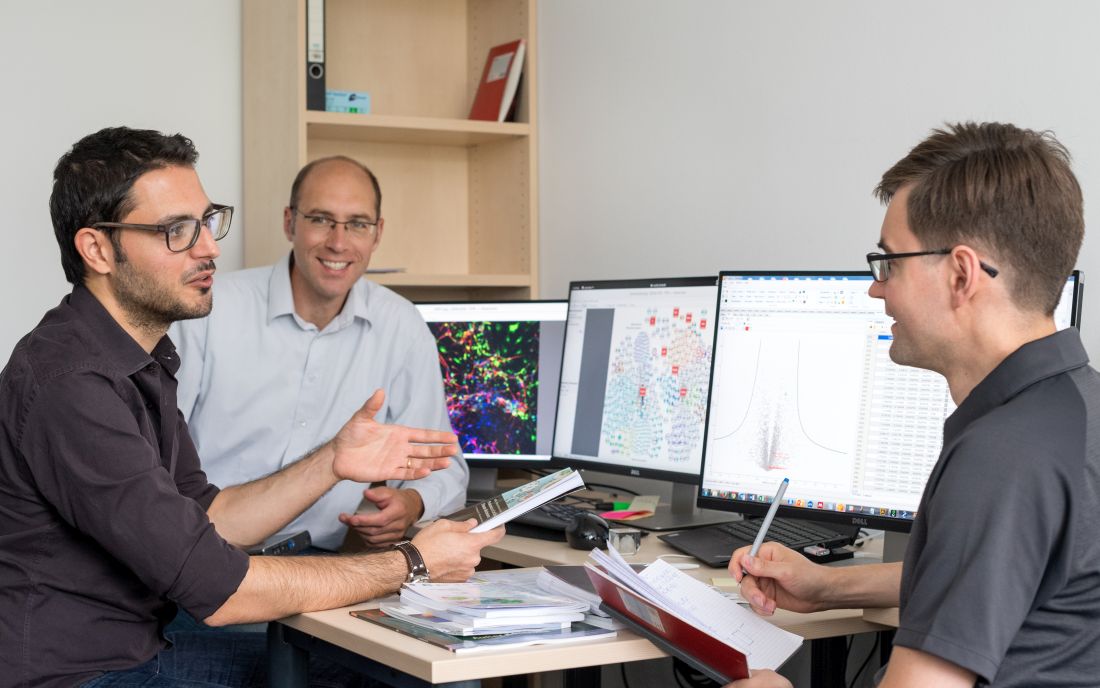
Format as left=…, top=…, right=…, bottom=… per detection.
left=468, top=39, right=525, bottom=121
left=585, top=566, right=749, bottom=683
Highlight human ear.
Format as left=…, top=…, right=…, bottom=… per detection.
left=283, top=207, right=295, bottom=242
left=948, top=246, right=984, bottom=308
left=74, top=227, right=115, bottom=276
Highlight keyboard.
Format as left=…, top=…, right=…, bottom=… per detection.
left=510, top=501, right=590, bottom=532
left=658, top=517, right=859, bottom=568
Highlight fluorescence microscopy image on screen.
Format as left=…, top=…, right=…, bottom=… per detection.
left=429, top=321, right=541, bottom=455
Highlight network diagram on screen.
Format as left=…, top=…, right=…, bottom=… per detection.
left=553, top=279, right=718, bottom=480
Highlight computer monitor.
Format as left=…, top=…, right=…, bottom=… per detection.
left=697, top=270, right=1083, bottom=534
left=551, top=277, right=735, bottom=529
left=416, top=301, right=567, bottom=487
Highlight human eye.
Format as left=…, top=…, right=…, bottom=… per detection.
left=307, top=214, right=333, bottom=227
left=347, top=220, right=373, bottom=233
left=166, top=220, right=192, bottom=239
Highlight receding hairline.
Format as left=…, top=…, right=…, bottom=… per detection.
left=289, top=156, right=381, bottom=216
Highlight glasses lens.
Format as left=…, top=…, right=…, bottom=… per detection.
left=867, top=256, right=886, bottom=281
left=347, top=220, right=375, bottom=236
left=166, top=220, right=198, bottom=252
left=206, top=207, right=233, bottom=240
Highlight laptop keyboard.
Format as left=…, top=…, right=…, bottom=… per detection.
left=715, top=517, right=847, bottom=549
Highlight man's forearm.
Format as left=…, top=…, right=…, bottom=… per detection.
left=825, top=561, right=902, bottom=609
left=203, top=549, right=408, bottom=626
left=206, top=443, right=339, bottom=547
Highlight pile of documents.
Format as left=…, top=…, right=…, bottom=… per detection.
left=355, top=576, right=616, bottom=653
left=584, top=547, right=803, bottom=683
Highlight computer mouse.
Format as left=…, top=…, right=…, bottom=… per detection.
left=564, top=512, right=610, bottom=550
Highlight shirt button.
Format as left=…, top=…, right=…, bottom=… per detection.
left=298, top=421, right=307, bottom=428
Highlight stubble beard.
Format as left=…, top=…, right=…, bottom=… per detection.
left=113, top=252, right=216, bottom=339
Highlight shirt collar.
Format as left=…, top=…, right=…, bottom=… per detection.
left=69, top=284, right=180, bottom=376
left=945, top=328, right=1090, bottom=441
left=266, top=252, right=373, bottom=331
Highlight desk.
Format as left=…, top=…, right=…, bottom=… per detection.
left=269, top=534, right=890, bottom=687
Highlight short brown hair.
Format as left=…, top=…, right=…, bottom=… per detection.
left=875, top=122, right=1083, bottom=314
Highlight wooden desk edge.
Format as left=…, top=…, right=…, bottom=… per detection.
left=862, top=607, right=900, bottom=628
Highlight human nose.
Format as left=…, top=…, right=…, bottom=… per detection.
left=324, top=222, right=349, bottom=249
left=868, top=278, right=884, bottom=300
left=191, top=224, right=221, bottom=260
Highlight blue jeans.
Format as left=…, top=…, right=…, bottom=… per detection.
left=81, top=629, right=372, bottom=688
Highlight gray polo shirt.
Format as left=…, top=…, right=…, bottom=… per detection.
left=896, top=328, right=1100, bottom=686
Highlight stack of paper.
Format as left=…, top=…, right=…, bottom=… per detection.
left=355, top=577, right=615, bottom=653
left=584, top=547, right=803, bottom=682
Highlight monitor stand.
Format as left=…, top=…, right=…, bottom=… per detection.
left=627, top=483, right=737, bottom=532
left=466, top=467, right=499, bottom=503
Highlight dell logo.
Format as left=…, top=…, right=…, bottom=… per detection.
left=630, top=469, right=640, bottom=476
left=853, top=517, right=869, bottom=526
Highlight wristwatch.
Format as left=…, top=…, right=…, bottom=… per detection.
left=392, top=540, right=430, bottom=584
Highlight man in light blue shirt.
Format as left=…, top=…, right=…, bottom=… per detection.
left=172, top=156, right=467, bottom=551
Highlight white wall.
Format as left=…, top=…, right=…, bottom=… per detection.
left=538, top=0, right=1100, bottom=358
left=3, top=2, right=1099, bottom=358
left=0, top=0, right=242, bottom=361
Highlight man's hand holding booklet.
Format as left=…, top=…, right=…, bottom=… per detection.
left=444, top=468, right=584, bottom=532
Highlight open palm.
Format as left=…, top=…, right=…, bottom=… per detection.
left=330, top=390, right=458, bottom=483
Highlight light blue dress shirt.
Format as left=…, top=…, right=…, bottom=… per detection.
left=170, top=254, right=468, bottom=550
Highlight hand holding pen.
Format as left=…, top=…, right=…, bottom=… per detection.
left=742, top=477, right=789, bottom=575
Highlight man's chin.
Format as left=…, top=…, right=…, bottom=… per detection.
left=177, top=296, right=213, bottom=321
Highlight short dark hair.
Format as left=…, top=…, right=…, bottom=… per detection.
left=875, top=122, right=1083, bottom=314
left=49, top=126, right=199, bottom=285
left=288, top=156, right=382, bottom=218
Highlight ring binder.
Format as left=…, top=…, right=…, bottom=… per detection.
left=306, top=0, right=325, bottom=111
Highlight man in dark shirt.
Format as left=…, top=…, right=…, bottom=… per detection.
left=728, top=122, right=1099, bottom=688
left=0, top=127, right=504, bottom=688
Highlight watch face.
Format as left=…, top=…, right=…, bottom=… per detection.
left=409, top=573, right=431, bottom=584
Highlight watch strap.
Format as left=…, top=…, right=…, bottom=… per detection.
left=392, top=540, right=429, bottom=583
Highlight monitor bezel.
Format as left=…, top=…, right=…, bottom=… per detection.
left=698, top=270, right=911, bottom=533
left=548, top=275, right=720, bottom=485
left=415, top=299, right=568, bottom=470
left=695, top=268, right=1084, bottom=533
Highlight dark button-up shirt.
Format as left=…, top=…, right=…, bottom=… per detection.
left=0, top=286, right=249, bottom=688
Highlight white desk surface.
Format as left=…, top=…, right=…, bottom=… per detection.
left=276, top=533, right=891, bottom=685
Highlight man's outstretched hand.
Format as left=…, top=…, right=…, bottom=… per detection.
left=331, top=390, right=458, bottom=484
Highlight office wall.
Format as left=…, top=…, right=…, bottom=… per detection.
left=0, top=0, right=242, bottom=361
left=538, top=0, right=1100, bottom=359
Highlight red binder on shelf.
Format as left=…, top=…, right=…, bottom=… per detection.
left=468, top=39, right=526, bottom=121
left=584, top=565, right=749, bottom=683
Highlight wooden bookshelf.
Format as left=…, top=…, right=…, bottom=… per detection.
left=242, top=0, right=539, bottom=300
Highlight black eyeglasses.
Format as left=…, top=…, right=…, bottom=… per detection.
left=94, top=204, right=233, bottom=253
left=865, top=249, right=999, bottom=282
left=290, top=207, right=379, bottom=238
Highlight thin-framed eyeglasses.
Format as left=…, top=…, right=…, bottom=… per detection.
left=290, top=207, right=379, bottom=238
left=93, top=204, right=233, bottom=253
left=865, top=249, right=999, bottom=282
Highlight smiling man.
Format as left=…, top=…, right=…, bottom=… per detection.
left=728, top=122, right=1100, bottom=688
left=171, top=156, right=467, bottom=552
left=0, top=128, right=501, bottom=687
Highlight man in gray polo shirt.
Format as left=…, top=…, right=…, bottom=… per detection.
left=727, top=122, right=1099, bottom=688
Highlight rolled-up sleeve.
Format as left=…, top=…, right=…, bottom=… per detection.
left=20, top=371, right=248, bottom=619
